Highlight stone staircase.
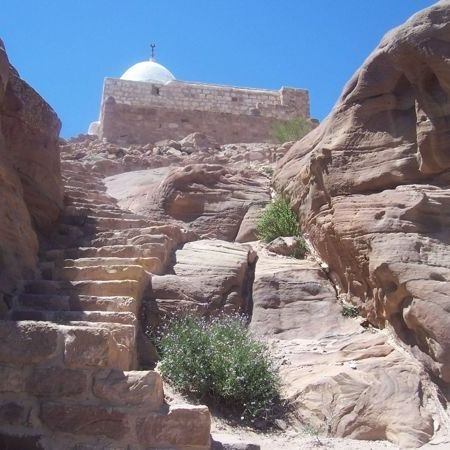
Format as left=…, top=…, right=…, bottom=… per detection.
left=0, top=160, right=210, bottom=449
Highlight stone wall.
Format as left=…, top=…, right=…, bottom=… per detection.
left=98, top=78, right=310, bottom=144
left=0, top=322, right=210, bottom=449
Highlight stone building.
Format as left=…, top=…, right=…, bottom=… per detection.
left=89, top=55, right=311, bottom=145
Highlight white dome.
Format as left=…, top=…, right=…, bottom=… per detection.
left=120, top=59, right=175, bottom=84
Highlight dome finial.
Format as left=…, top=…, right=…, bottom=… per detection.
left=150, top=43, right=156, bottom=61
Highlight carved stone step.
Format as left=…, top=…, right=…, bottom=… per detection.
left=65, top=189, right=113, bottom=203
left=85, top=216, right=151, bottom=230
left=80, top=209, right=144, bottom=220
left=64, top=197, right=118, bottom=209
left=0, top=320, right=135, bottom=370
left=10, top=310, right=137, bottom=326
left=23, top=279, right=143, bottom=299
left=87, top=231, right=174, bottom=245
left=64, top=179, right=106, bottom=191
left=57, top=264, right=148, bottom=282
left=63, top=204, right=145, bottom=221
left=61, top=243, right=166, bottom=259
left=14, top=294, right=137, bottom=313
left=63, top=257, right=162, bottom=273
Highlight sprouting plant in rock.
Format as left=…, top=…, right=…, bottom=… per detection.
left=260, top=165, right=274, bottom=177
left=292, top=236, right=308, bottom=259
left=272, top=116, right=312, bottom=144
left=341, top=304, right=359, bottom=318
left=303, top=424, right=324, bottom=446
left=158, top=314, right=281, bottom=426
left=257, top=197, right=299, bottom=242
left=257, top=197, right=308, bottom=258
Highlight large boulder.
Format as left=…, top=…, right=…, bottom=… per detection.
left=274, top=2, right=450, bottom=382
left=106, top=164, right=270, bottom=241
left=149, top=239, right=257, bottom=319
left=0, top=39, right=62, bottom=294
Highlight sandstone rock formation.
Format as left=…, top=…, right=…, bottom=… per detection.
left=105, top=164, right=270, bottom=241
left=61, top=134, right=280, bottom=175
left=274, top=1, right=450, bottom=384
left=0, top=39, right=62, bottom=296
left=250, top=251, right=437, bottom=448
left=149, top=239, right=257, bottom=321
left=2, top=66, right=62, bottom=229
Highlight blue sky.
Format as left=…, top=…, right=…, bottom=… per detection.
left=0, top=0, right=436, bottom=138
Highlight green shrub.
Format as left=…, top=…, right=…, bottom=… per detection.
left=342, top=304, right=359, bottom=318
left=257, top=197, right=300, bottom=243
left=260, top=165, right=274, bottom=177
left=272, top=116, right=312, bottom=144
left=291, top=237, right=308, bottom=259
left=158, top=315, right=280, bottom=425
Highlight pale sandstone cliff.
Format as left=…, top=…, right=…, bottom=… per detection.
left=274, top=1, right=450, bottom=383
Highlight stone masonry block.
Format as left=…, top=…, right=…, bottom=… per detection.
left=0, top=321, right=58, bottom=365
left=93, top=369, right=164, bottom=408
left=0, top=400, right=31, bottom=426
left=40, top=402, right=129, bottom=440
left=0, top=365, right=27, bottom=393
left=26, top=367, right=87, bottom=398
left=64, top=326, right=110, bottom=369
left=136, top=404, right=210, bottom=448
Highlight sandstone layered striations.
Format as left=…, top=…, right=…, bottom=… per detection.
left=274, top=1, right=450, bottom=384
left=150, top=239, right=257, bottom=320
left=105, top=164, right=270, bottom=241
left=0, top=39, right=62, bottom=296
left=251, top=251, right=437, bottom=447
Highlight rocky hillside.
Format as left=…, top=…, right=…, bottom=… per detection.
left=0, top=2, right=449, bottom=449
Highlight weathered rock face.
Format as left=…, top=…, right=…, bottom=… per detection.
left=274, top=2, right=450, bottom=383
left=250, top=251, right=438, bottom=448
left=148, top=239, right=257, bottom=321
left=0, top=39, right=62, bottom=294
left=2, top=66, right=62, bottom=228
left=250, top=254, right=354, bottom=340
left=106, top=164, right=270, bottom=241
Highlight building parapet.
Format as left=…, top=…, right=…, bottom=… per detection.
left=102, top=78, right=310, bottom=120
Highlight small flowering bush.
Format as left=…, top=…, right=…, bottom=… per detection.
left=158, top=315, right=280, bottom=425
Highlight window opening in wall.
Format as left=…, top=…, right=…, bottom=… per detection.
left=151, top=85, right=160, bottom=96
left=231, top=96, right=238, bottom=102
